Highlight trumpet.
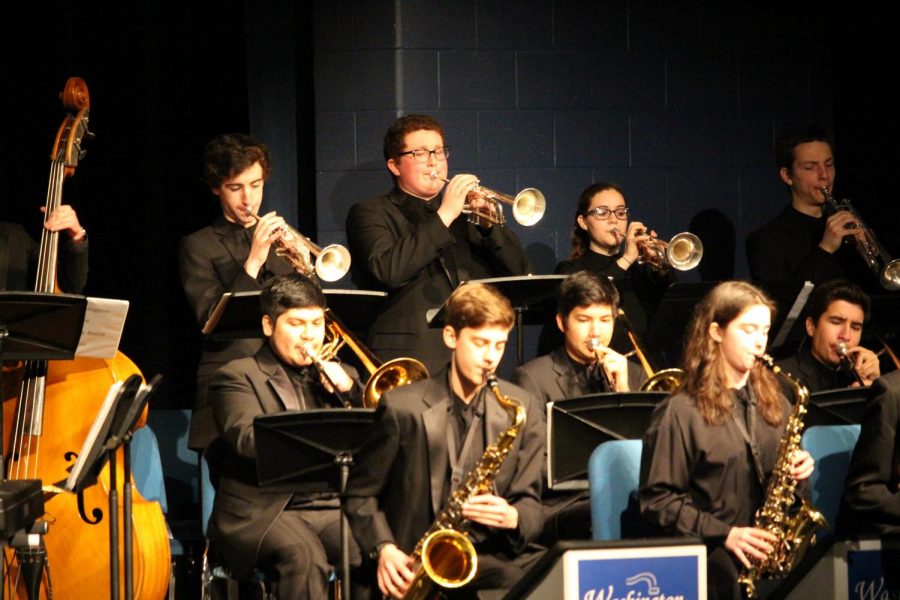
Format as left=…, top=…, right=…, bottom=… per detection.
left=628, top=228, right=703, bottom=272
left=319, top=309, right=429, bottom=407
left=429, top=171, right=546, bottom=226
left=248, top=212, right=351, bottom=282
left=821, top=187, right=900, bottom=290
left=301, top=343, right=352, bottom=408
left=835, top=340, right=865, bottom=387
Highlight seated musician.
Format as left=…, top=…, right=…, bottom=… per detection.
left=207, top=273, right=363, bottom=599
left=635, top=281, right=815, bottom=600
left=553, top=181, right=675, bottom=356
left=1, top=205, right=88, bottom=293
left=838, top=369, right=900, bottom=536
left=343, top=282, right=545, bottom=599
left=512, top=269, right=646, bottom=544
left=776, top=278, right=881, bottom=392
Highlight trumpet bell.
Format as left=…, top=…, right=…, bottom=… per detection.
left=511, top=188, right=546, bottom=226
left=881, top=259, right=900, bottom=291
left=666, top=232, right=703, bottom=271
left=315, top=244, right=352, bottom=282
left=363, top=357, right=430, bottom=408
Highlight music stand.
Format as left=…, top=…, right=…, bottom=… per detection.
left=203, top=289, right=388, bottom=339
left=427, top=275, right=567, bottom=366
left=253, top=409, right=377, bottom=600
left=546, top=392, right=666, bottom=490
left=807, top=386, right=876, bottom=426
left=756, top=280, right=815, bottom=356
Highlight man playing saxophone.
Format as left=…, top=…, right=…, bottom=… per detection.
left=343, top=282, right=545, bottom=599
left=634, top=281, right=815, bottom=600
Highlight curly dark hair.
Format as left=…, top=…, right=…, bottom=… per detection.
left=201, top=133, right=272, bottom=189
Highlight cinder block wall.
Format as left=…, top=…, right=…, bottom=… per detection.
left=312, top=1, right=832, bottom=368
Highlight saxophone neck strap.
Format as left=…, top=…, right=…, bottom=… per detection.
left=447, top=388, right=487, bottom=493
left=731, top=385, right=767, bottom=488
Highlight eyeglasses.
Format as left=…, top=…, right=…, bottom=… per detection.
left=398, top=146, right=451, bottom=163
left=585, top=206, right=629, bottom=220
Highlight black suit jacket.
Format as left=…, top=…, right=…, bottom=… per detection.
left=345, top=187, right=532, bottom=374
left=512, top=346, right=648, bottom=404
left=838, top=369, right=900, bottom=535
left=0, top=221, right=88, bottom=293
left=207, top=344, right=362, bottom=579
left=178, top=214, right=294, bottom=449
left=342, top=370, right=544, bottom=561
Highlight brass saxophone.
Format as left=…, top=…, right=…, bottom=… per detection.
left=402, top=373, right=527, bottom=600
left=738, top=354, right=827, bottom=599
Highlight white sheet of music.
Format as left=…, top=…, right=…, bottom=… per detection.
left=75, top=297, right=129, bottom=358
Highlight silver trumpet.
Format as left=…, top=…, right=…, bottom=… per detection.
left=429, top=171, right=546, bottom=226
left=248, top=212, right=351, bottom=282
left=616, top=227, right=703, bottom=272
left=822, top=187, right=900, bottom=290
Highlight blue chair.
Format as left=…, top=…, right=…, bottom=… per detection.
left=588, top=439, right=643, bottom=541
left=800, top=424, right=861, bottom=536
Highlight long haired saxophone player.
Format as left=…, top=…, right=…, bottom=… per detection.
left=342, top=282, right=545, bottom=599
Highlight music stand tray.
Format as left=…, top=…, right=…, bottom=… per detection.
left=203, top=289, right=388, bottom=339
left=546, top=392, right=666, bottom=490
left=0, top=291, right=86, bottom=360
left=427, top=275, right=567, bottom=365
left=807, top=386, right=876, bottom=426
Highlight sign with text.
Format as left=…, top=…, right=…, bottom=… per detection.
left=569, top=545, right=706, bottom=600
left=847, top=547, right=900, bottom=600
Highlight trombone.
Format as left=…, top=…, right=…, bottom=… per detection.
left=429, top=171, right=546, bottom=227
left=631, top=229, right=703, bottom=272
left=821, top=187, right=900, bottom=290
left=616, top=308, right=683, bottom=392
left=248, top=212, right=351, bottom=282
left=320, top=309, right=429, bottom=407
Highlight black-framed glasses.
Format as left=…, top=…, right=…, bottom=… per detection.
left=398, top=146, right=451, bottom=163
left=585, top=206, right=629, bottom=220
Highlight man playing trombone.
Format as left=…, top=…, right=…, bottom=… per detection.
left=345, top=114, right=532, bottom=375
left=207, top=273, right=363, bottom=599
left=777, top=278, right=882, bottom=392
left=179, top=133, right=303, bottom=451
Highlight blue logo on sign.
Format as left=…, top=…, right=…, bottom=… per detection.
left=579, top=556, right=699, bottom=600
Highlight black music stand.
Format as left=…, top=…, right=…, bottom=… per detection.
left=203, top=289, right=388, bottom=339
left=756, top=280, right=815, bottom=356
left=546, top=392, right=667, bottom=490
left=807, top=386, right=876, bottom=426
left=0, top=292, right=86, bottom=479
left=0, top=292, right=86, bottom=600
left=253, top=409, right=377, bottom=600
left=427, top=275, right=567, bottom=366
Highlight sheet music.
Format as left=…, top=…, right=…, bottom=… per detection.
left=76, top=297, right=129, bottom=359
left=64, top=379, right=123, bottom=491
left=771, top=281, right=814, bottom=348
left=202, top=292, right=233, bottom=335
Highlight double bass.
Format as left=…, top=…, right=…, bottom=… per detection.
left=2, top=78, right=170, bottom=599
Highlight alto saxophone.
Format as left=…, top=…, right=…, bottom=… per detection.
left=737, top=354, right=827, bottom=599
left=402, top=373, right=527, bottom=600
